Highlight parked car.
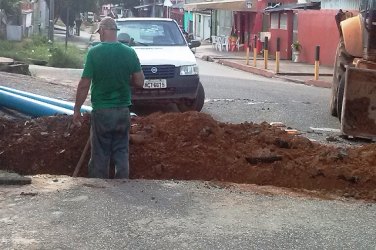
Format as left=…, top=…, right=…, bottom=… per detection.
left=114, top=18, right=204, bottom=112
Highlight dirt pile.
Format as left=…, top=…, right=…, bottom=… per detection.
left=1, top=112, right=375, bottom=201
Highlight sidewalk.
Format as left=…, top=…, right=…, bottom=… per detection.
left=54, top=24, right=94, bottom=50
left=194, top=43, right=334, bottom=88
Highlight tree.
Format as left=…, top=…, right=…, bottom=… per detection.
left=0, top=0, right=22, bottom=23
left=46, top=0, right=99, bottom=26
left=44, top=0, right=140, bottom=26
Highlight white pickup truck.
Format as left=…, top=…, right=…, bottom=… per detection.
left=115, top=18, right=204, bottom=112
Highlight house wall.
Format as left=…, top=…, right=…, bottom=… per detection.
left=184, top=11, right=193, bottom=33
left=262, top=0, right=360, bottom=64
left=267, top=11, right=294, bottom=59
left=230, top=0, right=264, bottom=50
left=216, top=10, right=232, bottom=36
left=193, top=13, right=210, bottom=40
left=251, top=0, right=269, bottom=53
left=297, top=9, right=340, bottom=66
left=170, top=8, right=184, bottom=27
left=202, top=14, right=211, bottom=40
left=233, top=11, right=258, bottom=49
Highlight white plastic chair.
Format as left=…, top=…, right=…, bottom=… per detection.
left=221, top=36, right=229, bottom=52
left=216, top=36, right=223, bottom=51
left=235, top=37, right=244, bottom=51
left=211, top=36, right=217, bottom=49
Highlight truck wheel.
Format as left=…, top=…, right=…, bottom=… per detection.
left=178, top=82, right=205, bottom=112
left=330, top=42, right=353, bottom=117
left=337, top=76, right=345, bottom=122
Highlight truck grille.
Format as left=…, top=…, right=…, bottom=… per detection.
left=142, top=65, right=176, bottom=79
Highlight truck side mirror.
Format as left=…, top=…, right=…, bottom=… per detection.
left=189, top=40, right=201, bottom=49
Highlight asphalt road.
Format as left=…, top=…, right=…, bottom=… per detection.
left=1, top=177, right=375, bottom=249
left=197, top=59, right=344, bottom=144
left=1, top=54, right=375, bottom=249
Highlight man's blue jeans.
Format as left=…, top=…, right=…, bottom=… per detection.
left=88, top=107, right=130, bottom=179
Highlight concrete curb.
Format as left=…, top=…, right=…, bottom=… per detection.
left=200, top=55, right=332, bottom=89
left=218, top=59, right=275, bottom=78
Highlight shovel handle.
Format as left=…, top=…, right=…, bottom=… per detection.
left=72, top=136, right=91, bottom=177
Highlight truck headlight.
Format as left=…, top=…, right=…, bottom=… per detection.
left=180, top=65, right=199, bottom=75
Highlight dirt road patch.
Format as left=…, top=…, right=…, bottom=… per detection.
left=0, top=112, right=375, bottom=201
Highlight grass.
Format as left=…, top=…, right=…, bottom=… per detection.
left=0, top=35, right=86, bottom=69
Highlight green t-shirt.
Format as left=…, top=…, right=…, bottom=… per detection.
left=82, top=42, right=142, bottom=110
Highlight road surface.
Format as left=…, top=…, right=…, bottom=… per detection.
left=1, top=56, right=375, bottom=250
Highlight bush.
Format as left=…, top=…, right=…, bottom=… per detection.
left=291, top=41, right=302, bottom=52
left=48, top=46, right=83, bottom=68
left=0, top=35, right=85, bottom=68
left=30, top=35, right=49, bottom=46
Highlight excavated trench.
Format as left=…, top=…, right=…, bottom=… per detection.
left=1, top=112, right=376, bottom=201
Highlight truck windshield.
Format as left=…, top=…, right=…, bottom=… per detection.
left=116, top=20, right=186, bottom=46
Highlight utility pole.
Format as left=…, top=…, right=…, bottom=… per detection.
left=153, top=0, right=156, bottom=17
left=65, top=7, right=69, bottom=51
left=49, top=0, right=55, bottom=42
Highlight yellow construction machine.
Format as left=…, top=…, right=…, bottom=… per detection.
left=330, top=0, right=376, bottom=140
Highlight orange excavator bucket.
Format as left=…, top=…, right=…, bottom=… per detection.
left=341, top=67, right=376, bottom=140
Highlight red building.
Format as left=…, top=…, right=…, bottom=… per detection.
left=233, top=0, right=264, bottom=51
left=165, top=1, right=185, bottom=28
left=297, top=9, right=340, bottom=66
left=263, top=0, right=359, bottom=66
left=186, top=0, right=358, bottom=66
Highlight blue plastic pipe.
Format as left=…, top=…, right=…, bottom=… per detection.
left=0, top=86, right=92, bottom=113
left=0, top=90, right=74, bottom=117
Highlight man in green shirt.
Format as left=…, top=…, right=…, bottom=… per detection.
left=73, top=17, right=144, bottom=178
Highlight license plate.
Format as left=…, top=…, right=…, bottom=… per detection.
left=143, top=79, right=167, bottom=89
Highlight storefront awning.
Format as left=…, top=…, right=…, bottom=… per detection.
left=264, top=2, right=320, bottom=12
left=184, top=0, right=257, bottom=12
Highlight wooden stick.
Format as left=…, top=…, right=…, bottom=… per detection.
left=73, top=136, right=91, bottom=177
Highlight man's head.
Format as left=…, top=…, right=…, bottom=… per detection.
left=95, top=17, right=119, bottom=42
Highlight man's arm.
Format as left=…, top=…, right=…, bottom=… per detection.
left=72, top=77, right=91, bottom=125
left=131, top=71, right=144, bottom=88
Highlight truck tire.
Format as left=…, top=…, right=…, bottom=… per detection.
left=178, top=82, right=205, bottom=112
left=337, top=76, right=345, bottom=121
left=330, top=42, right=354, bottom=117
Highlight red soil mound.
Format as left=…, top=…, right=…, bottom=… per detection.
left=1, top=112, right=375, bottom=201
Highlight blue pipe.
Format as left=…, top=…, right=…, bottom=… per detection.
left=0, top=86, right=92, bottom=113
left=0, top=90, right=73, bottom=117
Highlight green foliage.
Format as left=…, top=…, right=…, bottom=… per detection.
left=47, top=0, right=98, bottom=26
left=46, top=0, right=140, bottom=23
left=0, top=35, right=85, bottom=68
left=48, top=46, right=83, bottom=68
left=291, top=41, right=302, bottom=52
left=0, top=0, right=22, bottom=16
left=0, top=36, right=50, bottom=61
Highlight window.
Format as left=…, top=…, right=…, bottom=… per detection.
left=116, top=20, right=185, bottom=46
left=280, top=13, right=287, bottom=30
left=270, top=12, right=279, bottom=29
